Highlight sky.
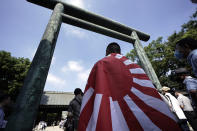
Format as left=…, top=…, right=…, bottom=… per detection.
left=0, top=0, right=196, bottom=92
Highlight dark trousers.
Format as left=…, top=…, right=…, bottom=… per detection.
left=184, top=111, right=197, bottom=131
left=178, top=119, right=190, bottom=131
left=172, top=112, right=189, bottom=131
left=73, top=119, right=79, bottom=130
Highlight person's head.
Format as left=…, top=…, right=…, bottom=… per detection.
left=174, top=37, right=197, bottom=59
left=175, top=90, right=182, bottom=97
left=174, top=68, right=190, bottom=80
left=74, top=88, right=83, bottom=96
left=106, top=42, right=121, bottom=56
left=0, top=94, right=11, bottom=107
left=160, top=86, right=170, bottom=94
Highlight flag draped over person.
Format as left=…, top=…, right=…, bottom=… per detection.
left=78, top=43, right=180, bottom=131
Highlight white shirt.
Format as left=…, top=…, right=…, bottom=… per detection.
left=177, top=94, right=194, bottom=111
left=164, top=93, right=187, bottom=120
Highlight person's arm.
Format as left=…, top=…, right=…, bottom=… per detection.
left=67, top=101, right=73, bottom=117
left=191, top=52, right=197, bottom=77
left=180, top=105, right=184, bottom=109
left=177, top=97, right=184, bottom=109
left=185, top=78, right=197, bottom=104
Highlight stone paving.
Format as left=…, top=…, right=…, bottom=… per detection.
left=34, top=126, right=64, bottom=131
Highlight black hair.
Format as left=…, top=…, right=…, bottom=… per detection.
left=176, top=37, right=197, bottom=50
left=74, top=88, right=83, bottom=96
left=0, top=94, right=10, bottom=103
left=106, top=42, right=121, bottom=55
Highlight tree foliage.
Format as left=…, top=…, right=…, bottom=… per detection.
left=0, top=51, right=31, bottom=100
left=126, top=10, right=197, bottom=89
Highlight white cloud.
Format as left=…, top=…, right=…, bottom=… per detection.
left=62, top=61, right=84, bottom=72
left=65, top=0, right=85, bottom=9
left=61, top=60, right=91, bottom=87
left=62, top=25, right=88, bottom=39
left=77, top=69, right=91, bottom=82
left=70, top=29, right=87, bottom=39
left=46, top=73, right=66, bottom=86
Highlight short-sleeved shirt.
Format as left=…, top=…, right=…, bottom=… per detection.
left=177, top=94, right=194, bottom=111
left=183, top=76, right=197, bottom=91
left=187, top=49, right=197, bottom=77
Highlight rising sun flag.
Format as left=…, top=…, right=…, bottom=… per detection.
left=78, top=53, right=181, bottom=131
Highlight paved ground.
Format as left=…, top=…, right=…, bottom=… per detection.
left=34, top=126, right=64, bottom=131
left=46, top=126, right=64, bottom=131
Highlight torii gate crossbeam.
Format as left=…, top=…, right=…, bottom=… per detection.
left=5, top=1, right=162, bottom=130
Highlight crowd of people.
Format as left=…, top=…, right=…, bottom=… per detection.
left=160, top=87, right=197, bottom=131
left=0, top=37, right=197, bottom=131
left=157, top=37, right=197, bottom=131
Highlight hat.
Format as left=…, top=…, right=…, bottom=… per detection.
left=161, top=86, right=170, bottom=92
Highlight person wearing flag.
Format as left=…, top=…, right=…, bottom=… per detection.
left=78, top=42, right=181, bottom=131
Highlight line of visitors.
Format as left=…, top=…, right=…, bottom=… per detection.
left=160, top=86, right=197, bottom=131
left=158, top=37, right=197, bottom=131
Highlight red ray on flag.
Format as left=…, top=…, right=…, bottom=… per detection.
left=78, top=53, right=181, bottom=131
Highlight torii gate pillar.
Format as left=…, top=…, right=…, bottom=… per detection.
left=5, top=3, right=64, bottom=131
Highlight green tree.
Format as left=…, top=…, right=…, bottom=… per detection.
left=0, top=51, right=31, bottom=100
left=126, top=10, right=197, bottom=89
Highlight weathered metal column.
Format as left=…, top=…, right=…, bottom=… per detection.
left=5, top=3, right=64, bottom=131
left=131, top=31, right=162, bottom=89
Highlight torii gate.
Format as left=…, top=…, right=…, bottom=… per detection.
left=5, top=0, right=162, bottom=130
